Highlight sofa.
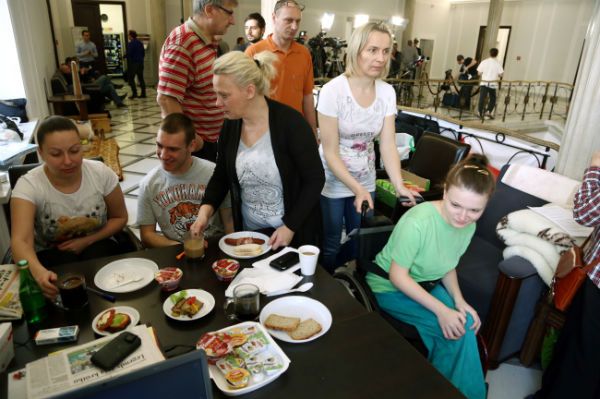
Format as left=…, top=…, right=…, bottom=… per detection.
left=456, top=164, right=549, bottom=368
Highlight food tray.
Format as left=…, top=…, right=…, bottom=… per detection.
left=203, top=321, right=290, bottom=396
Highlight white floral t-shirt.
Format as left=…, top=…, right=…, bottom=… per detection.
left=317, top=74, right=396, bottom=198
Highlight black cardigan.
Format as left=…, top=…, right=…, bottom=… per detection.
left=202, top=98, right=325, bottom=247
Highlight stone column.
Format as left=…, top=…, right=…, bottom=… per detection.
left=403, top=0, right=415, bottom=44
left=261, top=0, right=277, bottom=36
left=483, top=0, right=504, bottom=54
left=556, top=1, right=600, bottom=179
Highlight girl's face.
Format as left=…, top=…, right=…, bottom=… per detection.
left=357, top=31, right=391, bottom=78
left=39, top=130, right=83, bottom=177
left=440, top=185, right=489, bottom=228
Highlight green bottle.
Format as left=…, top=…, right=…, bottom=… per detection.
left=18, top=260, right=46, bottom=324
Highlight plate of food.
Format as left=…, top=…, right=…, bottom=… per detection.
left=92, top=306, right=140, bottom=336
left=197, top=321, right=290, bottom=396
left=219, top=232, right=271, bottom=259
left=162, top=289, right=215, bottom=321
left=94, top=258, right=159, bottom=293
left=259, top=296, right=332, bottom=343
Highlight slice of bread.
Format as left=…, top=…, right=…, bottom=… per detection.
left=289, top=318, right=322, bottom=340
left=264, top=314, right=301, bottom=332
left=234, top=243, right=262, bottom=256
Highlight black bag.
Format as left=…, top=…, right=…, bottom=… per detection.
left=0, top=98, right=27, bottom=122
left=0, top=115, right=24, bottom=140
left=442, top=93, right=459, bottom=107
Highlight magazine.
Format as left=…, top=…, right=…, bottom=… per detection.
left=25, top=324, right=164, bottom=398
left=0, top=264, right=22, bottom=321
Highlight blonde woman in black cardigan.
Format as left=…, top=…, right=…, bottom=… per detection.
left=190, top=51, right=324, bottom=249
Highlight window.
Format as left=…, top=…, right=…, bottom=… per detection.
left=0, top=0, right=25, bottom=99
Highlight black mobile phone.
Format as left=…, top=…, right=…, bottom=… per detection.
left=91, top=331, right=141, bottom=371
left=270, top=251, right=300, bottom=271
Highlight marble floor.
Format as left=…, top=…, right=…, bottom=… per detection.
left=106, top=86, right=542, bottom=399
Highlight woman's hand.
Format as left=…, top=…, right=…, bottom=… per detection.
left=190, top=212, right=210, bottom=237
left=57, top=236, right=93, bottom=254
left=269, top=225, right=295, bottom=250
left=353, top=187, right=373, bottom=213
left=455, top=299, right=481, bottom=333
left=31, top=266, right=59, bottom=298
left=436, top=306, right=467, bottom=340
left=395, top=184, right=421, bottom=207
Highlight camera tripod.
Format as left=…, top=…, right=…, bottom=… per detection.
left=325, top=47, right=345, bottom=78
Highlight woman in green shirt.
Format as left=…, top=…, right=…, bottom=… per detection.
left=366, top=155, right=495, bottom=399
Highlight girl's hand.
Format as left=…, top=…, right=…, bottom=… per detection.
left=31, top=266, right=59, bottom=298
left=436, top=306, right=467, bottom=340
left=57, top=236, right=93, bottom=254
left=455, top=299, right=481, bottom=333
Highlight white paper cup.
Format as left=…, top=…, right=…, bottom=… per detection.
left=298, top=245, right=320, bottom=276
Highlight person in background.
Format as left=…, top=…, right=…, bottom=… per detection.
left=367, top=155, right=494, bottom=399
left=477, top=47, right=504, bottom=119
left=157, top=0, right=238, bottom=162
left=389, top=42, right=401, bottom=77
left=215, top=34, right=230, bottom=56
left=137, top=113, right=233, bottom=248
left=10, top=116, right=128, bottom=298
left=401, top=39, right=419, bottom=77
left=191, top=51, right=324, bottom=250
left=458, top=57, right=478, bottom=109
left=245, top=0, right=316, bottom=137
left=234, top=36, right=245, bottom=51
left=75, top=30, right=98, bottom=69
left=126, top=30, right=146, bottom=99
left=241, top=12, right=266, bottom=51
left=60, top=57, right=126, bottom=108
left=413, top=38, right=422, bottom=56
left=318, top=22, right=418, bottom=273
left=530, top=150, right=600, bottom=399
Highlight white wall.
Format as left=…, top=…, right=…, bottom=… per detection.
left=422, top=0, right=593, bottom=81
left=100, top=4, right=125, bottom=34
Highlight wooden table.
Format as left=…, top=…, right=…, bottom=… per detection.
left=3, top=243, right=464, bottom=399
left=47, top=94, right=90, bottom=120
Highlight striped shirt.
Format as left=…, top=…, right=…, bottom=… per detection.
left=158, top=18, right=224, bottom=142
left=573, top=166, right=600, bottom=288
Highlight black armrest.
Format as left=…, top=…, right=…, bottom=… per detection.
left=498, top=256, right=540, bottom=279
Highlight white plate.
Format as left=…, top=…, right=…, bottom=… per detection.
left=94, top=258, right=159, bottom=293
left=219, top=231, right=271, bottom=259
left=91, top=306, right=140, bottom=336
left=207, top=321, right=290, bottom=396
left=259, top=296, right=332, bottom=343
left=162, top=289, right=215, bottom=321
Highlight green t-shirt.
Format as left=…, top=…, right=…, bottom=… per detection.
left=366, top=202, right=475, bottom=294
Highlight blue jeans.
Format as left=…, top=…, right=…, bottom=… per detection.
left=320, top=193, right=374, bottom=273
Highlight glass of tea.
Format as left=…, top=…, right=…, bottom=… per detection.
left=57, top=273, right=88, bottom=310
left=224, top=283, right=260, bottom=321
left=183, top=231, right=205, bottom=260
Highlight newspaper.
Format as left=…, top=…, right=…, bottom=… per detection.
left=25, top=324, right=164, bottom=398
left=0, top=264, right=22, bottom=321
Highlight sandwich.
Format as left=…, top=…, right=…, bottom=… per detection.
left=96, top=309, right=132, bottom=333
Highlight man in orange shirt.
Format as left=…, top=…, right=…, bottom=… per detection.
left=245, top=0, right=316, bottom=136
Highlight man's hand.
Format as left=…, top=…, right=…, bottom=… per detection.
left=269, top=225, right=295, bottom=250
left=436, top=306, right=466, bottom=340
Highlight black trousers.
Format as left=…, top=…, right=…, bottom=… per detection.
left=37, top=238, right=121, bottom=268
left=192, top=140, right=218, bottom=163
left=534, top=278, right=600, bottom=398
left=128, top=62, right=146, bottom=97
left=478, top=86, right=496, bottom=115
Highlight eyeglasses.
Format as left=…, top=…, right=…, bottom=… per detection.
left=215, top=4, right=234, bottom=16
left=274, top=0, right=305, bottom=12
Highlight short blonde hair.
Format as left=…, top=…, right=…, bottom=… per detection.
left=213, top=51, right=278, bottom=96
left=345, top=22, right=393, bottom=79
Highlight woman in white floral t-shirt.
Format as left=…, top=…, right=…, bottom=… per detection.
left=318, top=22, right=418, bottom=273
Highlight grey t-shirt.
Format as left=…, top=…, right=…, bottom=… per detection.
left=137, top=157, right=230, bottom=240
left=236, top=132, right=284, bottom=230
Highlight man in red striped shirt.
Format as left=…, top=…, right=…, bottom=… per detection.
left=157, top=0, right=238, bottom=162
